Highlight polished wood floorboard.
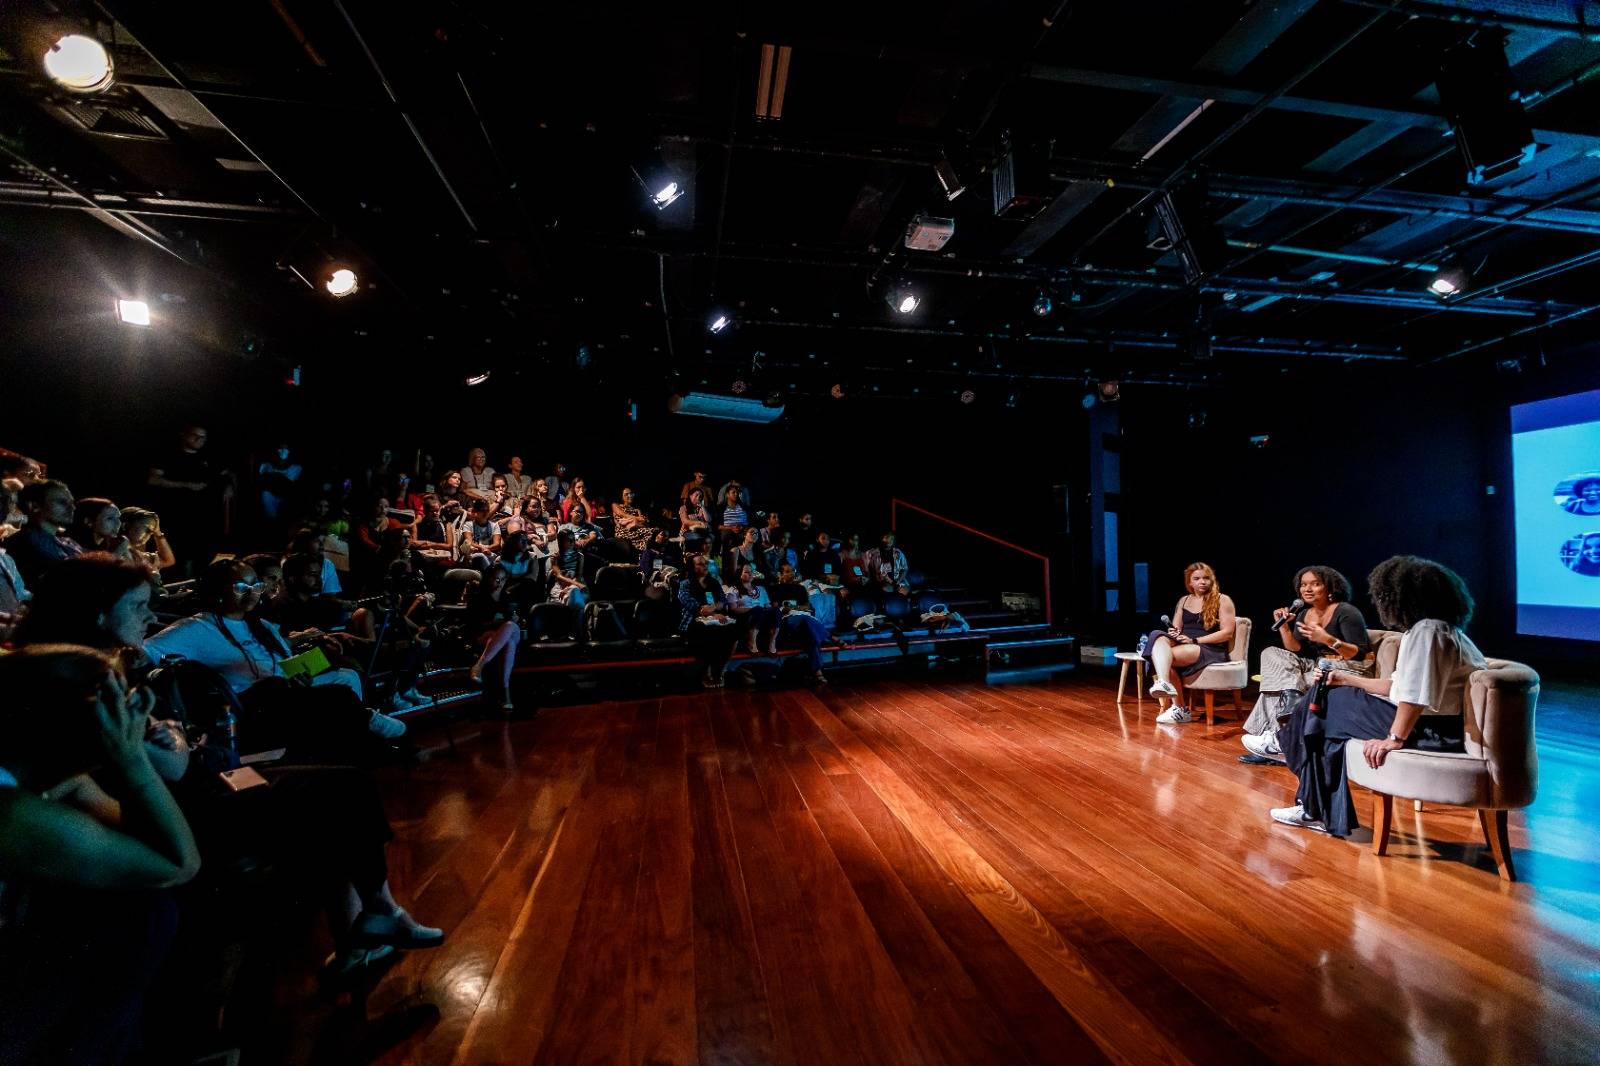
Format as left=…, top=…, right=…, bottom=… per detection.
left=270, top=674, right=1600, bottom=1065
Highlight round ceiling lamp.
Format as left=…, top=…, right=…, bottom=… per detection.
left=43, top=33, right=114, bottom=93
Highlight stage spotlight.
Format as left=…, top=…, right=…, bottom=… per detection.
left=731, top=379, right=748, bottom=395
left=830, top=383, right=844, bottom=399
left=325, top=268, right=358, bottom=298
left=43, top=34, right=113, bottom=93
left=1080, top=391, right=1097, bottom=410
left=708, top=312, right=731, bottom=334
left=465, top=370, right=491, bottom=386
left=651, top=180, right=685, bottom=210
left=1031, top=290, right=1053, bottom=317
left=934, top=158, right=965, bottom=202
left=884, top=279, right=921, bottom=314
left=1098, top=379, right=1121, bottom=403
left=115, top=299, right=150, bottom=326
left=959, top=389, right=976, bottom=404
left=1428, top=262, right=1469, bottom=299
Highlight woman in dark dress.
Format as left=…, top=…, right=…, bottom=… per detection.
left=1140, top=561, right=1236, bottom=725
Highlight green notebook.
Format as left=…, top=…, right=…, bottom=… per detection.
left=279, top=646, right=332, bottom=680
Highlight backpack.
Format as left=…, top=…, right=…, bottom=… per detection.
left=585, top=600, right=631, bottom=644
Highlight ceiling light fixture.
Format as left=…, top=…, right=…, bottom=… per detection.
left=934, top=158, right=965, bottom=202
left=1428, top=262, right=1470, bottom=299
left=325, top=267, right=358, bottom=298
left=884, top=279, right=921, bottom=314
left=651, top=180, right=685, bottom=209
left=1031, top=290, right=1053, bottom=317
left=43, top=33, right=114, bottom=93
left=465, top=370, right=492, bottom=386
left=115, top=298, right=150, bottom=326
left=708, top=311, right=731, bottom=334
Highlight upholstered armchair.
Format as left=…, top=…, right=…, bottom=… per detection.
left=1345, top=658, right=1540, bottom=880
left=1176, top=617, right=1251, bottom=725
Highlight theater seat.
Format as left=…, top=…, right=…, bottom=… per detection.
left=633, top=598, right=683, bottom=651
left=881, top=593, right=911, bottom=620
left=847, top=593, right=879, bottom=620
left=593, top=563, right=644, bottom=602
left=528, top=602, right=578, bottom=644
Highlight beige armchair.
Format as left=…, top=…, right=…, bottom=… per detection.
left=1344, top=658, right=1540, bottom=880
left=1175, top=617, right=1251, bottom=725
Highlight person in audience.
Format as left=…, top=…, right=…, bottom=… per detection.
left=762, top=528, right=798, bottom=579
left=549, top=529, right=590, bottom=609
left=1140, top=561, right=1237, bottom=725
left=385, top=470, right=424, bottom=518
left=729, top=563, right=781, bottom=655
left=794, top=512, right=818, bottom=545
left=717, top=485, right=749, bottom=550
left=353, top=496, right=399, bottom=581
left=561, top=477, right=598, bottom=524
left=0, top=534, right=26, bottom=632
left=802, top=528, right=841, bottom=584
left=458, top=448, right=496, bottom=501
left=1563, top=476, right=1600, bottom=515
left=757, top=511, right=783, bottom=550
left=560, top=504, right=600, bottom=548
left=1241, top=566, right=1373, bottom=764
left=838, top=532, right=867, bottom=591
left=415, top=451, right=437, bottom=490
left=287, top=526, right=344, bottom=598
left=241, top=552, right=284, bottom=609
left=0, top=447, right=46, bottom=483
left=0, top=646, right=201, bottom=1064
left=67, top=497, right=125, bottom=556
left=461, top=497, right=504, bottom=569
left=1, top=476, right=24, bottom=538
left=678, top=553, right=737, bottom=688
left=679, top=469, right=709, bottom=505
left=485, top=473, right=513, bottom=520
left=1271, top=556, right=1486, bottom=837
left=496, top=529, right=544, bottom=607
left=862, top=531, right=909, bottom=597
left=269, top=552, right=355, bottom=635
left=503, top=455, right=534, bottom=504
left=144, top=559, right=405, bottom=742
left=436, top=468, right=468, bottom=511
left=146, top=424, right=231, bottom=572
left=679, top=486, right=712, bottom=538
left=8, top=479, right=82, bottom=586
left=612, top=487, right=665, bottom=551
left=257, top=443, right=302, bottom=522
left=120, top=506, right=176, bottom=576
left=543, top=462, right=571, bottom=506
left=366, top=448, right=395, bottom=493
left=465, top=565, right=521, bottom=715
left=726, top=525, right=761, bottom=579
left=410, top=494, right=454, bottom=563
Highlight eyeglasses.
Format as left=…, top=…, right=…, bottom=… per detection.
left=232, top=581, right=267, bottom=594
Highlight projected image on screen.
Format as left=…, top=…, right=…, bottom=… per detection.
left=1512, top=389, right=1600, bottom=640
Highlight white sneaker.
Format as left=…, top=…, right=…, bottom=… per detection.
left=1150, top=678, right=1178, bottom=698
left=1155, top=704, right=1193, bottom=725
left=388, top=692, right=423, bottom=713
left=367, top=709, right=408, bottom=739
left=1269, top=804, right=1326, bottom=832
left=1241, top=732, right=1284, bottom=761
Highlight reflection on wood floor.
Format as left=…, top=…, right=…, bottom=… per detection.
left=264, top=674, right=1600, bottom=1065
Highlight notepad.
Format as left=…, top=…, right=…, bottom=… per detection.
left=279, top=646, right=332, bottom=680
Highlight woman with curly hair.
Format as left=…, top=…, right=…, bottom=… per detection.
left=1139, top=561, right=1236, bottom=724
left=1240, top=565, right=1372, bottom=763
left=1270, top=555, right=1486, bottom=837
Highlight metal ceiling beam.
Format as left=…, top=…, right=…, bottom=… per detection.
left=1022, top=64, right=1600, bottom=153
left=0, top=182, right=307, bottom=222
left=1005, top=0, right=1321, bottom=258
left=1340, top=0, right=1600, bottom=39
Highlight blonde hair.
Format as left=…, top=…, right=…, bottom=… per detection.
left=1183, top=561, right=1222, bottom=630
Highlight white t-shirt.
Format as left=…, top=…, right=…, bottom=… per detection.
left=145, top=614, right=288, bottom=694
left=459, top=466, right=497, bottom=492
left=1383, top=619, right=1487, bottom=716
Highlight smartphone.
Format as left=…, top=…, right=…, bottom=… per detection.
left=219, top=766, right=269, bottom=791
left=823, top=563, right=833, bottom=575
left=653, top=558, right=663, bottom=571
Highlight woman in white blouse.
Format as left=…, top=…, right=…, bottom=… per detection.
left=1271, top=555, right=1486, bottom=837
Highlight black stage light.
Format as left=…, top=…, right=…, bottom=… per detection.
left=884, top=279, right=921, bottom=314
left=1437, top=31, right=1536, bottom=186
left=1429, top=261, right=1470, bottom=299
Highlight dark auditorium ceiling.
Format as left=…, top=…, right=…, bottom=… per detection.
left=5, top=1, right=1600, bottom=397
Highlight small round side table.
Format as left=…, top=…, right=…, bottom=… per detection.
left=1115, top=652, right=1145, bottom=703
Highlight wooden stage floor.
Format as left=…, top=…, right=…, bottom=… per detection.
left=271, top=673, right=1600, bottom=1065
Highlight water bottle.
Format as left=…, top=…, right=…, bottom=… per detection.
left=223, top=705, right=241, bottom=769
left=1137, top=634, right=1148, bottom=657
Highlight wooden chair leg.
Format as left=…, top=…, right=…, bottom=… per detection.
left=1373, top=793, right=1393, bottom=855
left=1230, top=689, right=1242, bottom=713
left=1135, top=660, right=1144, bottom=699
left=1203, top=690, right=1215, bottom=726
left=1116, top=661, right=1129, bottom=704
left=1479, top=809, right=1516, bottom=882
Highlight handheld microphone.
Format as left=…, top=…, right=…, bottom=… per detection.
left=1308, top=658, right=1335, bottom=716
left=1158, top=614, right=1171, bottom=627
left=1275, top=598, right=1305, bottom=629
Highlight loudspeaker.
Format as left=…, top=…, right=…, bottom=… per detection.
left=1437, top=32, right=1536, bottom=186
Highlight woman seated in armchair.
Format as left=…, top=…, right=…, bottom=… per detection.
left=1140, top=561, right=1236, bottom=725
left=1269, top=555, right=1486, bottom=837
left=1240, top=565, right=1372, bottom=764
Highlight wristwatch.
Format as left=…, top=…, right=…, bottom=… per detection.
left=1385, top=733, right=1405, bottom=743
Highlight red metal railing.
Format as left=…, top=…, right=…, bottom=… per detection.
left=890, top=498, right=1052, bottom=625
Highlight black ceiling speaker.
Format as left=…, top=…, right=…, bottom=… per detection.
left=1436, top=32, right=1536, bottom=186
